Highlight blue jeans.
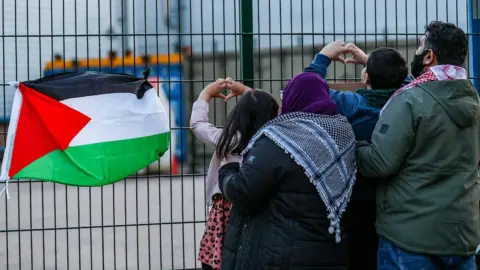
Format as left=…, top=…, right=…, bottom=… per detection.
left=377, top=236, right=476, bottom=270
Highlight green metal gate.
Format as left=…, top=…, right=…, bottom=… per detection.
left=0, top=0, right=477, bottom=269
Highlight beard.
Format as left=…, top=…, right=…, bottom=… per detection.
left=410, top=51, right=429, bottom=78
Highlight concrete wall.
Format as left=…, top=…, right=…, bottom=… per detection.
left=181, top=0, right=468, bottom=53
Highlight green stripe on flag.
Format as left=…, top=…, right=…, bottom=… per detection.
left=13, top=132, right=170, bottom=186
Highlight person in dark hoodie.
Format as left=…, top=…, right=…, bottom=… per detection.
left=304, top=41, right=410, bottom=269
left=356, top=21, right=480, bottom=269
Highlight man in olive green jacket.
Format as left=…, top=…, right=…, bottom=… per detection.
left=356, top=21, right=480, bottom=269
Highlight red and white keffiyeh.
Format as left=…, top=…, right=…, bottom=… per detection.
left=380, top=65, right=467, bottom=114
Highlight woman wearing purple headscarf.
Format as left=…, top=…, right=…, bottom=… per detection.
left=218, top=72, right=357, bottom=270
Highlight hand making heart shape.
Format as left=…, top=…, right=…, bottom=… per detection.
left=320, top=40, right=369, bottom=65
left=202, top=77, right=252, bottom=102
left=202, top=41, right=366, bottom=103
left=223, top=77, right=252, bottom=101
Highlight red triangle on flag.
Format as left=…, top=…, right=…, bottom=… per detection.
left=8, top=83, right=91, bottom=177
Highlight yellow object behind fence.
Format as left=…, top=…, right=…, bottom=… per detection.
left=44, top=53, right=183, bottom=71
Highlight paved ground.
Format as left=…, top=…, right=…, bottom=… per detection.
left=0, top=175, right=209, bottom=270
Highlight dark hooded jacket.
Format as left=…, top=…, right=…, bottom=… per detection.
left=357, top=79, right=480, bottom=255
left=218, top=137, right=348, bottom=270
left=218, top=72, right=355, bottom=270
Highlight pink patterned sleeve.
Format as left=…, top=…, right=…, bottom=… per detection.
left=190, top=99, right=223, bottom=147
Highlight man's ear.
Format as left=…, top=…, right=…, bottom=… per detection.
left=424, top=49, right=435, bottom=66
left=363, top=72, right=370, bottom=85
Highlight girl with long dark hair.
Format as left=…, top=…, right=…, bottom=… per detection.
left=190, top=78, right=278, bottom=270
left=218, top=72, right=357, bottom=270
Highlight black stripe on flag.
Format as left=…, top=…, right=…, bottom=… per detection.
left=22, top=72, right=153, bottom=101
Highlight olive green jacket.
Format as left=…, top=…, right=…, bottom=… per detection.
left=357, top=79, right=480, bottom=256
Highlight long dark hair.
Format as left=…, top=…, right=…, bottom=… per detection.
left=216, top=89, right=279, bottom=159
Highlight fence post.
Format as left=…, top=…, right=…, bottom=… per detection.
left=469, top=0, right=480, bottom=93
left=240, top=0, right=254, bottom=88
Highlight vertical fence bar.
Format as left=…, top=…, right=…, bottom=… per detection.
left=14, top=0, right=21, bottom=269
left=2, top=0, right=9, bottom=268
left=26, top=0, right=35, bottom=268
left=468, top=0, right=479, bottom=91
left=240, top=0, right=254, bottom=88
left=188, top=0, right=196, bottom=265
left=155, top=0, right=164, bottom=268
left=178, top=0, right=186, bottom=268
left=110, top=0, right=118, bottom=268
left=145, top=1, right=152, bottom=268
left=123, top=0, right=129, bottom=51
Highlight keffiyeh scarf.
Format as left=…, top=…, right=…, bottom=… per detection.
left=380, top=65, right=467, bottom=114
left=241, top=112, right=357, bottom=243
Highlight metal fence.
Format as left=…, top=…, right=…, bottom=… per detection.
left=0, top=0, right=479, bottom=269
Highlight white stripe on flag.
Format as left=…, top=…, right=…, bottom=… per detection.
left=63, top=88, right=170, bottom=147
left=1, top=87, right=23, bottom=182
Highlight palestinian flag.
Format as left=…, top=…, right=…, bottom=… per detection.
left=1, top=72, right=170, bottom=188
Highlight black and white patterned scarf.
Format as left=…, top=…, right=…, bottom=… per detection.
left=241, top=112, right=357, bottom=243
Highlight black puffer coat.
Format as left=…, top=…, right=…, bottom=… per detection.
left=219, top=136, right=348, bottom=270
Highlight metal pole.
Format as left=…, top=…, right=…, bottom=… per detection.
left=240, top=0, right=254, bottom=88
left=468, top=0, right=479, bottom=92
left=122, top=0, right=129, bottom=51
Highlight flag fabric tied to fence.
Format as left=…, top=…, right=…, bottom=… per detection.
left=0, top=72, right=170, bottom=198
